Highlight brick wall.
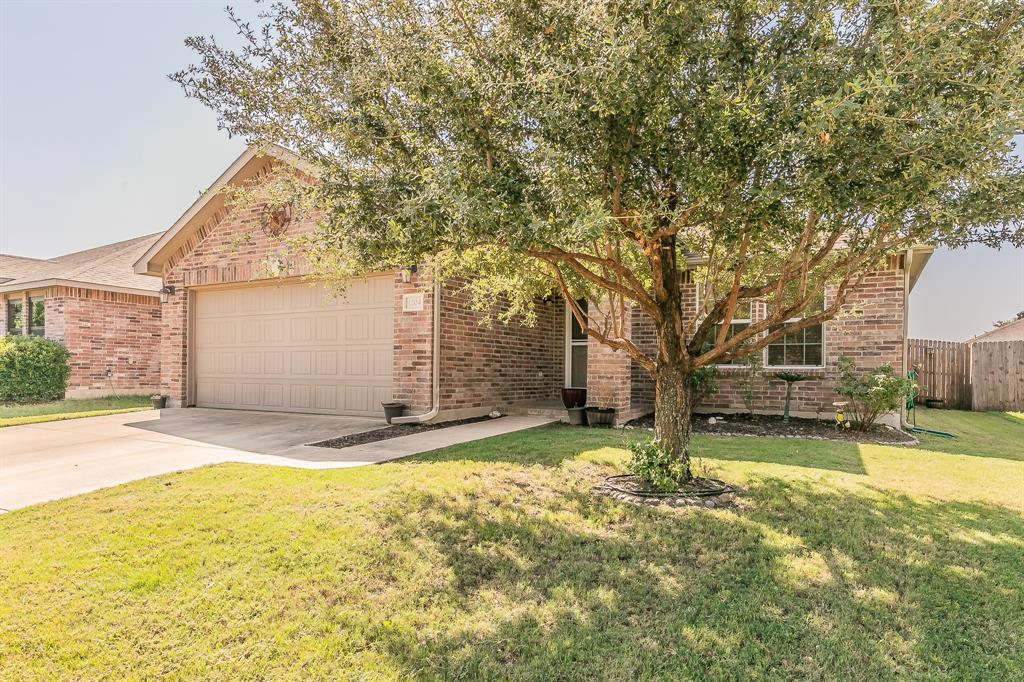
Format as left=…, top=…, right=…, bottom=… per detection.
left=159, top=161, right=565, bottom=416
left=436, top=284, right=563, bottom=417
left=45, top=287, right=161, bottom=397
left=626, top=263, right=907, bottom=421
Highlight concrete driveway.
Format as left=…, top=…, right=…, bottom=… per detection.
left=0, top=408, right=387, bottom=511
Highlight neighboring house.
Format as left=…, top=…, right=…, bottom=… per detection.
left=1, top=235, right=163, bottom=397
left=134, top=146, right=933, bottom=425
left=966, top=317, right=1024, bottom=345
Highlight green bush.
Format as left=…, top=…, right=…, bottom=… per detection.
left=686, top=365, right=719, bottom=408
left=835, top=356, right=915, bottom=430
left=627, top=437, right=684, bottom=492
left=0, top=335, right=71, bottom=403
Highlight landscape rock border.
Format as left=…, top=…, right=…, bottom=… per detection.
left=593, top=475, right=742, bottom=510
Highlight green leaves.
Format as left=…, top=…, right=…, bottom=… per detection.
left=175, top=0, right=1023, bottom=341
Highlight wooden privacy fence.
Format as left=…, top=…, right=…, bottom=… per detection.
left=970, top=340, right=1024, bottom=411
left=908, top=339, right=972, bottom=410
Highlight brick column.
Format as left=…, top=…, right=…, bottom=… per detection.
left=21, top=292, right=30, bottom=335
left=392, top=269, right=435, bottom=413
left=160, top=274, right=189, bottom=406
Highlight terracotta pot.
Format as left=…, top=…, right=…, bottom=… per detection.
left=561, top=388, right=587, bottom=409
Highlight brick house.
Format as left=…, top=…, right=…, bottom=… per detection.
left=1, top=235, right=163, bottom=397
left=134, top=146, right=933, bottom=425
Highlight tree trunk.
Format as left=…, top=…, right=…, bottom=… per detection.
left=654, top=363, right=694, bottom=483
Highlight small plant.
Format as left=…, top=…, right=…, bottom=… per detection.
left=736, top=353, right=763, bottom=416
left=627, top=437, right=684, bottom=492
left=686, top=366, right=719, bottom=409
left=0, top=335, right=71, bottom=403
left=835, top=356, right=916, bottom=430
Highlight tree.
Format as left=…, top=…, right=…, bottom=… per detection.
left=175, top=0, right=1024, bottom=482
left=993, top=310, right=1024, bottom=327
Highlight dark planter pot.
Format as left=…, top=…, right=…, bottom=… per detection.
left=381, top=402, right=406, bottom=424
left=924, top=398, right=945, bottom=409
left=151, top=396, right=166, bottom=410
left=586, top=406, right=615, bottom=427
left=566, top=406, right=587, bottom=426
left=560, top=388, right=587, bottom=409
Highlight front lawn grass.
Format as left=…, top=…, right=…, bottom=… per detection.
left=0, top=394, right=151, bottom=428
left=911, top=406, right=1024, bottom=461
left=1, top=410, right=1021, bottom=680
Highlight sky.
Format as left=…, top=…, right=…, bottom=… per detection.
left=1, top=0, right=1021, bottom=342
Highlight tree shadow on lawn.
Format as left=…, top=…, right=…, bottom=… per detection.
left=414, top=423, right=868, bottom=475
left=366, top=475, right=1023, bottom=680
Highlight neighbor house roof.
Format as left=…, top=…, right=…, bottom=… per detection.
left=0, top=233, right=164, bottom=296
left=134, top=144, right=310, bottom=276
left=967, top=316, right=1024, bottom=344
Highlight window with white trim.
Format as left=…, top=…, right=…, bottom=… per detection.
left=764, top=296, right=825, bottom=368
left=699, top=300, right=753, bottom=365
left=696, top=284, right=755, bottom=365
left=566, top=299, right=588, bottom=388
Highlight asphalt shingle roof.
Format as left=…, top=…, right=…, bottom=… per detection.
left=0, top=233, right=163, bottom=293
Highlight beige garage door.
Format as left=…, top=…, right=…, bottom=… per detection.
left=193, top=277, right=394, bottom=416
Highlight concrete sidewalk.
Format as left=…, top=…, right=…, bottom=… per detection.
left=0, top=409, right=554, bottom=511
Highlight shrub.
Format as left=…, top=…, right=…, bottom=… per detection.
left=736, top=353, right=764, bottom=416
left=835, top=356, right=915, bottom=430
left=0, top=335, right=71, bottom=403
left=627, top=437, right=684, bottom=492
left=686, top=366, right=719, bottom=409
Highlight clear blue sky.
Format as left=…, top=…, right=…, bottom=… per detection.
left=1, top=0, right=1021, bottom=341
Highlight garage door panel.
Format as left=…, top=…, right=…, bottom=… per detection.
left=194, top=278, right=394, bottom=416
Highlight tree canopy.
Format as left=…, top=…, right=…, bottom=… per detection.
left=175, top=0, right=1024, bottom=475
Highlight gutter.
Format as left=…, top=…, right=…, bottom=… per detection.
left=390, top=281, right=441, bottom=423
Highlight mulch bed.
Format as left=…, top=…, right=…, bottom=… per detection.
left=625, top=412, right=918, bottom=445
left=309, top=415, right=497, bottom=449
left=593, top=475, right=742, bottom=509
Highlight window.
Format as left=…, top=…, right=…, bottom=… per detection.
left=697, top=291, right=754, bottom=365
left=28, top=297, right=44, bottom=336
left=6, top=299, right=23, bottom=335
left=566, top=299, right=588, bottom=388
left=765, top=296, right=824, bottom=367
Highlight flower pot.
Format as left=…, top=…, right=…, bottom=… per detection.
left=151, top=396, right=166, bottom=410
left=586, top=406, right=615, bottom=427
left=381, top=402, right=406, bottom=424
left=560, top=388, right=587, bottom=409
left=924, top=398, right=945, bottom=409
left=566, top=406, right=587, bottom=426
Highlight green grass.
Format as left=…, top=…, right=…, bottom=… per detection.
left=910, top=406, right=1024, bottom=461
left=1, top=410, right=1022, bottom=680
left=0, top=395, right=151, bottom=427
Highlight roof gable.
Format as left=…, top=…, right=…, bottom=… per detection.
left=133, top=144, right=308, bottom=276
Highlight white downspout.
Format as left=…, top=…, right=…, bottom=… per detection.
left=391, top=281, right=441, bottom=423
left=901, top=248, right=913, bottom=429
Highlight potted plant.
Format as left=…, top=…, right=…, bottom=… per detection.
left=561, top=388, right=587, bottom=426
left=150, top=394, right=167, bottom=410
left=381, top=401, right=406, bottom=424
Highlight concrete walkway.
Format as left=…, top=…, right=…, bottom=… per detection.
left=0, top=409, right=554, bottom=511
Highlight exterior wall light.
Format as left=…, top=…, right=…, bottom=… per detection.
left=401, top=264, right=418, bottom=283
left=159, top=285, right=176, bottom=304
